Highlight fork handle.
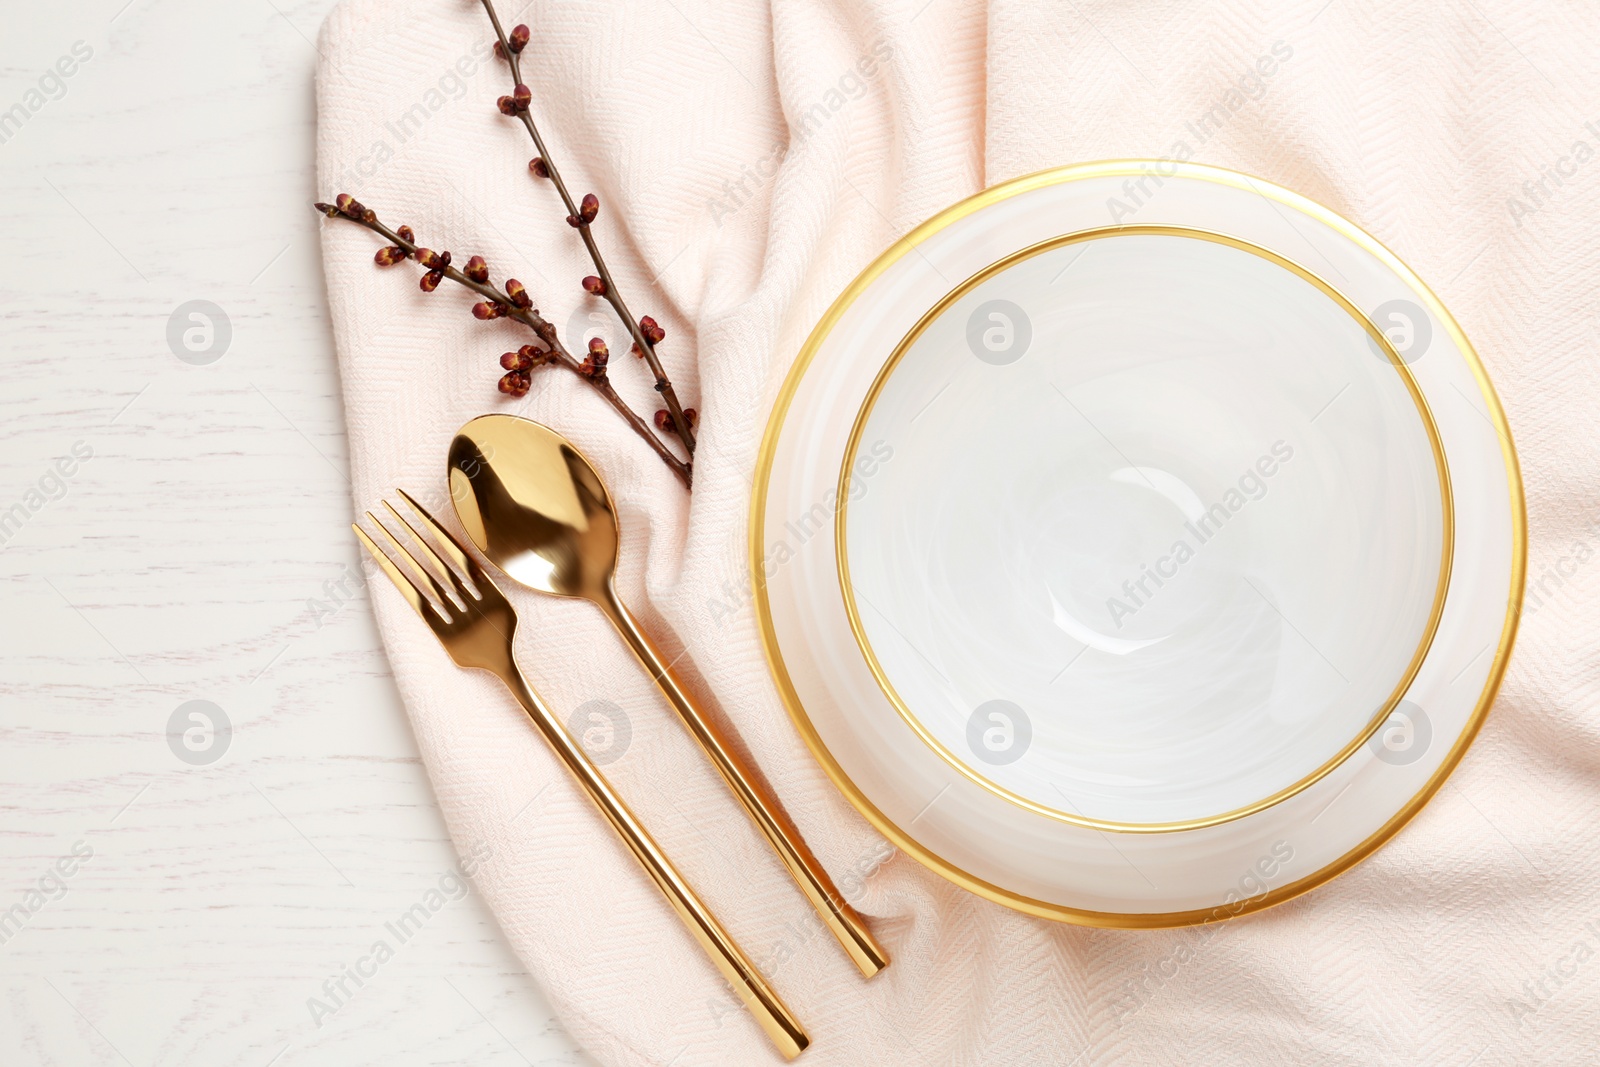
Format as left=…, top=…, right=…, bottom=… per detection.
left=500, top=665, right=808, bottom=1060
left=598, top=584, right=890, bottom=980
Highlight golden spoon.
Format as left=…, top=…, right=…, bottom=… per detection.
left=449, top=414, right=889, bottom=979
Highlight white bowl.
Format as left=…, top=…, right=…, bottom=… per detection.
left=839, top=227, right=1450, bottom=830
left=753, top=162, right=1524, bottom=925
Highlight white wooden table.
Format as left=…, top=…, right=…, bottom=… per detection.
left=0, top=2, right=593, bottom=1062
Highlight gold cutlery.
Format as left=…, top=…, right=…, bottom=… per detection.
left=447, top=414, right=890, bottom=979
left=353, top=489, right=808, bottom=1059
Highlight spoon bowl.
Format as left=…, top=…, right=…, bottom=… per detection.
left=449, top=417, right=618, bottom=601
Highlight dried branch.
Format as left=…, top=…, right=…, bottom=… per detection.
left=481, top=0, right=699, bottom=459
left=315, top=196, right=691, bottom=489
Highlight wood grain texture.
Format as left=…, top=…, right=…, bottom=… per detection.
left=0, top=2, right=593, bottom=1063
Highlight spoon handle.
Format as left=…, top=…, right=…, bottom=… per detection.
left=600, top=584, right=891, bottom=979
left=500, top=663, right=809, bottom=1059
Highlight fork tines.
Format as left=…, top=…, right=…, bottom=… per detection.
left=352, top=489, right=484, bottom=622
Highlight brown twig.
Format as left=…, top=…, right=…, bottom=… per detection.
left=314, top=198, right=691, bottom=489
left=480, top=0, right=699, bottom=459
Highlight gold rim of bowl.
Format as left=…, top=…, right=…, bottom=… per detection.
left=750, top=159, right=1526, bottom=927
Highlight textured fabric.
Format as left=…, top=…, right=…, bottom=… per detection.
left=314, top=2, right=1599, bottom=1063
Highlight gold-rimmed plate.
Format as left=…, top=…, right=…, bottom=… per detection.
left=753, top=162, right=1523, bottom=925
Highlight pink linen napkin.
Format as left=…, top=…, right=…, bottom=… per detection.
left=315, top=1, right=1600, bottom=1063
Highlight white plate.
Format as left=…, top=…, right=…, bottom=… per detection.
left=753, top=162, right=1524, bottom=925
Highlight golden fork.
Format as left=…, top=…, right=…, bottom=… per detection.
left=353, top=489, right=808, bottom=1060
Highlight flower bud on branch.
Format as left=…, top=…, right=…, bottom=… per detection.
left=318, top=0, right=703, bottom=481
left=311, top=196, right=691, bottom=487
left=579, top=337, right=609, bottom=379
left=567, top=193, right=599, bottom=228
left=498, top=340, right=548, bottom=397
left=500, top=344, right=546, bottom=372
left=414, top=249, right=450, bottom=292
left=474, top=0, right=697, bottom=461
left=654, top=408, right=698, bottom=434
left=493, top=24, right=530, bottom=59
